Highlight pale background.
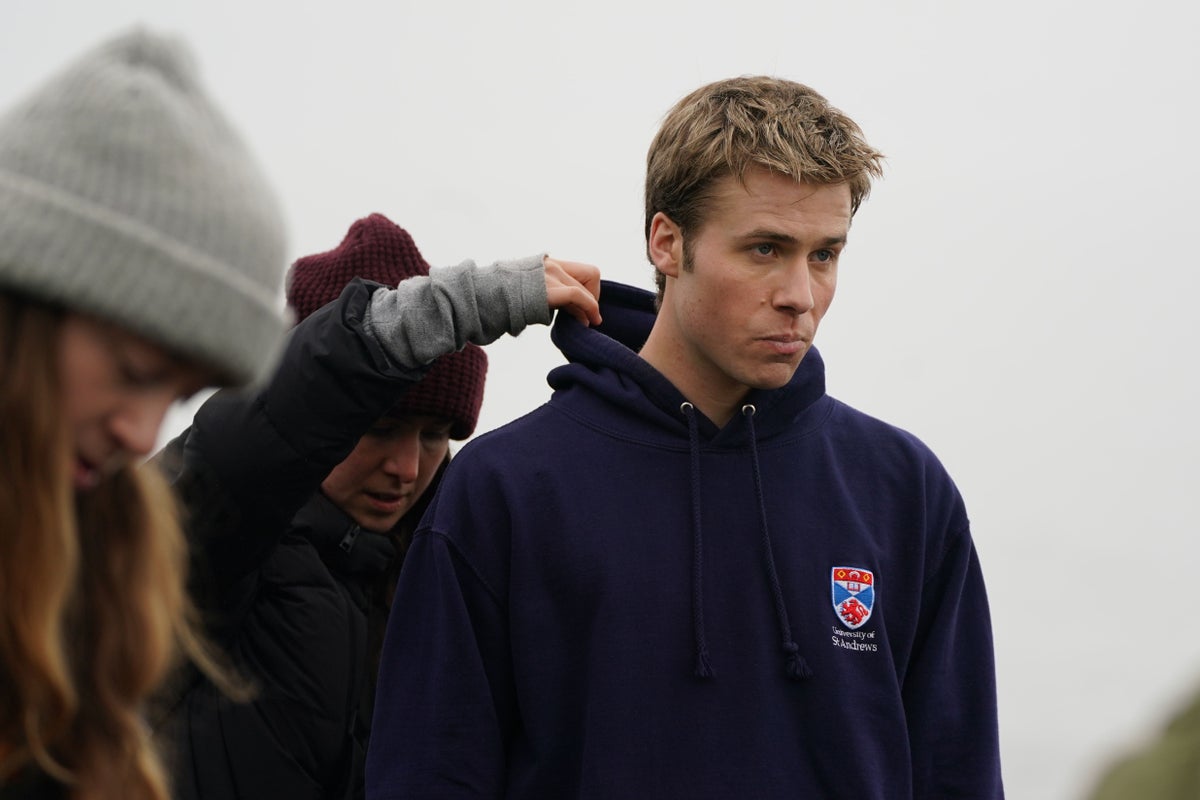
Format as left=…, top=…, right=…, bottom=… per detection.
left=4, top=1, right=1197, bottom=797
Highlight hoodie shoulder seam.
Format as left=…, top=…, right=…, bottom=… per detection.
left=413, top=528, right=504, bottom=608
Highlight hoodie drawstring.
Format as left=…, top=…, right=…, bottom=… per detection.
left=677, top=401, right=813, bottom=682
left=742, top=404, right=813, bottom=681
left=680, top=402, right=715, bottom=678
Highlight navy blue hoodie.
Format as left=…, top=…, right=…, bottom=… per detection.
left=367, top=281, right=1004, bottom=799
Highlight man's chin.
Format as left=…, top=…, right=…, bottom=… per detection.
left=747, top=361, right=805, bottom=391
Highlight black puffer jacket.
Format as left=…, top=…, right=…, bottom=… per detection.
left=153, top=280, right=428, bottom=800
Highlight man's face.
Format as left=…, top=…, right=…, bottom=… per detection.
left=647, top=168, right=852, bottom=416
left=320, top=414, right=452, bottom=533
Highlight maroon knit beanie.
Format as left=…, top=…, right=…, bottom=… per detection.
left=285, top=213, right=487, bottom=440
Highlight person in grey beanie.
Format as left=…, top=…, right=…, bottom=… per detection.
left=0, top=28, right=291, bottom=800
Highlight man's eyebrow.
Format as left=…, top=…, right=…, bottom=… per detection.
left=738, top=229, right=848, bottom=246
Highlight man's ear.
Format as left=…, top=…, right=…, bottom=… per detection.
left=648, top=212, right=684, bottom=277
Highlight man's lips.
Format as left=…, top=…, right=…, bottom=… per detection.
left=758, top=334, right=808, bottom=356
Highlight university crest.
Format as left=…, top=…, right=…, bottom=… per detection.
left=831, top=566, right=875, bottom=630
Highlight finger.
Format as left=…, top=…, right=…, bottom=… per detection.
left=545, top=258, right=601, bottom=300
left=546, top=285, right=602, bottom=326
left=562, top=261, right=601, bottom=299
left=545, top=284, right=601, bottom=326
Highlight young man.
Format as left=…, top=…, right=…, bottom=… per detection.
left=152, top=213, right=600, bottom=800
left=367, top=78, right=1004, bottom=798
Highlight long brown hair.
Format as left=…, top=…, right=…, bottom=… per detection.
left=0, top=293, right=232, bottom=800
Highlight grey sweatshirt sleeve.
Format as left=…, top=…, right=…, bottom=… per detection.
left=362, top=254, right=549, bottom=368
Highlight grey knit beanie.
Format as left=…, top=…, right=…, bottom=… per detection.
left=0, top=28, right=289, bottom=385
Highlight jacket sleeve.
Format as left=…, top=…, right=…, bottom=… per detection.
left=902, top=522, right=1005, bottom=798
left=366, top=496, right=516, bottom=797
left=169, top=278, right=427, bottom=598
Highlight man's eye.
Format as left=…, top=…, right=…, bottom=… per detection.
left=753, top=243, right=775, bottom=256
left=813, top=249, right=834, bottom=263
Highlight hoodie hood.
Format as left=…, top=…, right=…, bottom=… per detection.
left=548, top=280, right=829, bottom=444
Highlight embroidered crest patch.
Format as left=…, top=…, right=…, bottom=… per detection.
left=832, top=566, right=875, bottom=630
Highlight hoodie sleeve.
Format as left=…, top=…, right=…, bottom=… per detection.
left=901, top=522, right=1005, bottom=798
left=366, top=528, right=515, bottom=798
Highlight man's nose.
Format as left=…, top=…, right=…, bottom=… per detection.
left=773, top=263, right=816, bottom=315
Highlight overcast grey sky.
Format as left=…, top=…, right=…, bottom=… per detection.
left=5, top=2, right=1198, bottom=797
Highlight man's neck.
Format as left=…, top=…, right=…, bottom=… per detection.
left=639, top=325, right=743, bottom=429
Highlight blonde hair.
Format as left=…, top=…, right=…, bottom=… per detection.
left=0, top=293, right=234, bottom=799
left=645, top=76, right=885, bottom=301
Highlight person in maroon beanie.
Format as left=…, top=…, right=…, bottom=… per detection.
left=149, top=213, right=600, bottom=800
